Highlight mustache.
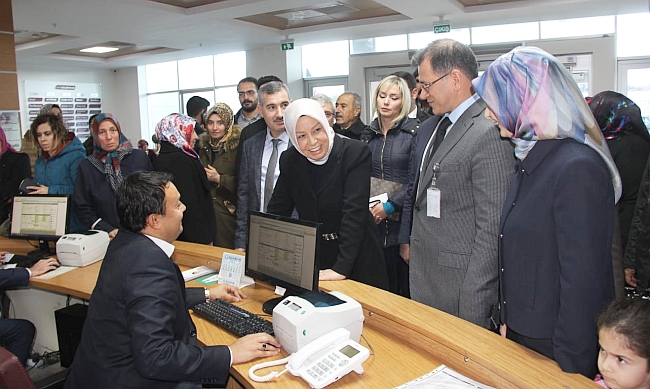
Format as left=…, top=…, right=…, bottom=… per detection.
left=243, top=99, right=255, bottom=105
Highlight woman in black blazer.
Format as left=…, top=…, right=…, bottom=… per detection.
left=0, top=126, right=30, bottom=224
left=267, top=98, right=388, bottom=290
left=154, top=113, right=216, bottom=245
left=473, top=46, right=621, bottom=378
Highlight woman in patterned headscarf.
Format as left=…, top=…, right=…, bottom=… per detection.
left=588, top=91, right=650, bottom=254
left=74, top=113, right=152, bottom=237
left=155, top=113, right=216, bottom=245
left=472, top=46, right=621, bottom=378
left=197, top=103, right=241, bottom=249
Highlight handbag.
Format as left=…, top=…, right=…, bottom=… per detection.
left=370, top=177, right=403, bottom=221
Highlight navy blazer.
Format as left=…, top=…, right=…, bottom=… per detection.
left=398, top=115, right=441, bottom=244
left=64, top=230, right=231, bottom=389
left=499, top=139, right=615, bottom=377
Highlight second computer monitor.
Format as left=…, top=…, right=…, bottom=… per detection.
left=10, top=194, right=71, bottom=257
left=245, top=211, right=320, bottom=308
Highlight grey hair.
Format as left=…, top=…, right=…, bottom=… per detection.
left=257, top=81, right=291, bottom=106
left=339, top=92, right=362, bottom=110
left=411, top=39, right=478, bottom=81
left=311, top=94, right=333, bottom=107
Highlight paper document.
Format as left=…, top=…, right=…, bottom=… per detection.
left=182, top=266, right=217, bottom=282
left=33, top=266, right=77, bottom=280
left=394, top=365, right=498, bottom=389
left=370, top=192, right=388, bottom=208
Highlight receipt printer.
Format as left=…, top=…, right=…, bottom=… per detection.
left=272, top=290, right=364, bottom=354
left=56, top=230, right=109, bottom=267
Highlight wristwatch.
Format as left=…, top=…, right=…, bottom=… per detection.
left=205, top=288, right=211, bottom=302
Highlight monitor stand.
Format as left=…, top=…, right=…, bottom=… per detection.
left=262, top=296, right=284, bottom=315
left=27, top=240, right=55, bottom=260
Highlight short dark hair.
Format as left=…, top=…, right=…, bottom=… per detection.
left=186, top=96, right=210, bottom=117
left=117, top=171, right=173, bottom=233
left=30, top=114, right=69, bottom=151
left=238, top=77, right=258, bottom=88
left=412, top=39, right=478, bottom=81
left=256, top=75, right=283, bottom=89
left=597, top=298, right=650, bottom=366
left=391, top=71, right=417, bottom=91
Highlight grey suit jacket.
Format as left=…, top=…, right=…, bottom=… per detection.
left=234, top=130, right=266, bottom=249
left=409, top=98, right=513, bottom=328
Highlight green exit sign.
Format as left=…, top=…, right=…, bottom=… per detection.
left=281, top=42, right=294, bottom=51
left=434, top=24, right=451, bottom=34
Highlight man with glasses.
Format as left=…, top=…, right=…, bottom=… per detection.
left=398, top=39, right=512, bottom=330
left=234, top=77, right=261, bottom=129
left=310, top=94, right=335, bottom=127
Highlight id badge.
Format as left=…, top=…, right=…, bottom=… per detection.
left=427, top=187, right=441, bottom=218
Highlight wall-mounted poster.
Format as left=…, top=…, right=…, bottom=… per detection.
left=24, top=81, right=102, bottom=142
left=0, top=111, right=22, bottom=149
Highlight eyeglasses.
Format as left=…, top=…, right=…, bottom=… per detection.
left=419, top=73, right=450, bottom=92
left=323, top=111, right=334, bottom=118
left=238, top=90, right=256, bottom=98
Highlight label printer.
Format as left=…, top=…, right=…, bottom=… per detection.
left=56, top=230, right=109, bottom=267
left=272, top=290, right=364, bottom=354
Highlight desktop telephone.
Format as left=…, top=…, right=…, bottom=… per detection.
left=249, top=328, right=369, bottom=389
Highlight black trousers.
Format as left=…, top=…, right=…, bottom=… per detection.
left=0, top=318, right=35, bottom=365
left=384, top=245, right=410, bottom=298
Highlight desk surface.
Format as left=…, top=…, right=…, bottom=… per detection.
left=2, top=236, right=599, bottom=389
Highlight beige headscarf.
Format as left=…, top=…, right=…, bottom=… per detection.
left=283, top=98, right=336, bottom=166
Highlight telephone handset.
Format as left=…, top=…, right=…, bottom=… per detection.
left=249, top=328, right=369, bottom=389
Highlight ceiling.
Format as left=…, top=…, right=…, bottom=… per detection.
left=11, top=0, right=648, bottom=70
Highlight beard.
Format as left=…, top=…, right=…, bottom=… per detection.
left=241, top=100, right=258, bottom=113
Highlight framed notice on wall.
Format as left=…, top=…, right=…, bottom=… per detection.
left=24, top=81, right=102, bottom=142
left=0, top=111, right=22, bottom=149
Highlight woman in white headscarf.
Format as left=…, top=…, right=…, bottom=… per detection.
left=267, top=98, right=388, bottom=290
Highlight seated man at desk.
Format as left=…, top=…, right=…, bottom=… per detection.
left=0, top=253, right=59, bottom=365
left=64, top=171, right=280, bottom=389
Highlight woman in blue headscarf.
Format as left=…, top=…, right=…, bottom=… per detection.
left=473, top=46, right=621, bottom=378
left=74, top=113, right=152, bottom=237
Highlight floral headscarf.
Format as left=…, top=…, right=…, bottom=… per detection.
left=472, top=46, right=621, bottom=203
left=284, top=98, right=335, bottom=166
left=88, top=113, right=133, bottom=193
left=205, top=103, right=234, bottom=151
left=155, top=113, right=199, bottom=159
left=0, top=126, right=17, bottom=158
left=587, top=91, right=650, bottom=143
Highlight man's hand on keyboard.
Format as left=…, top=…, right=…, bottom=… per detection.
left=230, top=333, right=281, bottom=364
left=208, top=284, right=247, bottom=303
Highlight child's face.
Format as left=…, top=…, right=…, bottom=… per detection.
left=598, top=328, right=650, bottom=389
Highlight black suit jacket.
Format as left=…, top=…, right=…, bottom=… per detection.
left=267, top=136, right=388, bottom=290
left=63, top=230, right=231, bottom=389
left=155, top=142, right=216, bottom=244
left=0, top=150, right=30, bottom=222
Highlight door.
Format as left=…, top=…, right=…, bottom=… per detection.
left=618, top=59, right=650, bottom=128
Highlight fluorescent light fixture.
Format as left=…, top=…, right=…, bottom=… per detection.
left=79, top=46, right=119, bottom=53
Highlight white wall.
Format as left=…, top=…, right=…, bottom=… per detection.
left=17, top=64, right=142, bottom=144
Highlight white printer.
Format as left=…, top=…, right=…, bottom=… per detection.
left=56, top=230, right=109, bottom=267
left=272, top=290, right=364, bottom=354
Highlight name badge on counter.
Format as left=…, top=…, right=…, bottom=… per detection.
left=427, top=187, right=441, bottom=218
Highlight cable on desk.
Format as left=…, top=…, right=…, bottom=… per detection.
left=361, top=333, right=375, bottom=356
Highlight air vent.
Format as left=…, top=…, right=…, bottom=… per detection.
left=275, top=10, right=326, bottom=21
left=314, top=3, right=359, bottom=15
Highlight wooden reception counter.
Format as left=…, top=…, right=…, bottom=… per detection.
left=0, top=237, right=598, bottom=388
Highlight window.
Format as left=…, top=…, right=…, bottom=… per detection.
left=145, top=61, right=178, bottom=93
left=409, top=29, right=471, bottom=49
left=214, top=51, right=246, bottom=86
left=617, top=13, right=650, bottom=58
left=471, top=22, right=539, bottom=45
left=147, top=92, right=180, bottom=135
left=178, top=56, right=214, bottom=90
left=302, top=41, right=349, bottom=77
left=350, top=34, right=407, bottom=54
left=540, top=16, right=614, bottom=40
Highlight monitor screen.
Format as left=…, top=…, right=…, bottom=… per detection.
left=245, top=211, right=320, bottom=300
left=10, top=195, right=71, bottom=255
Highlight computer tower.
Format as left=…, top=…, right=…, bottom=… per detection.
left=54, top=304, right=88, bottom=367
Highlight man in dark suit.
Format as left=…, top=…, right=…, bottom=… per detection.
left=403, top=39, right=513, bottom=329
left=333, top=92, right=365, bottom=140
left=0, top=254, right=58, bottom=365
left=234, top=82, right=291, bottom=250
left=63, top=171, right=279, bottom=389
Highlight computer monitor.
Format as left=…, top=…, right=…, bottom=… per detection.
left=10, top=194, right=71, bottom=258
left=245, top=211, right=321, bottom=313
